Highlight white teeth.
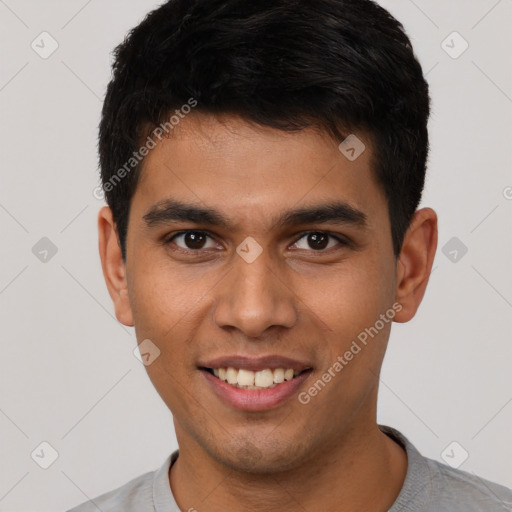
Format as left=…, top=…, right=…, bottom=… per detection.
left=254, top=369, right=274, bottom=387
left=210, top=367, right=304, bottom=389
left=226, top=367, right=238, bottom=385
left=284, top=369, right=294, bottom=381
left=237, top=369, right=255, bottom=386
left=273, top=368, right=285, bottom=383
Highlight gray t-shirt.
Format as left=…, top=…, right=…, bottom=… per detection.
left=66, top=424, right=512, bottom=511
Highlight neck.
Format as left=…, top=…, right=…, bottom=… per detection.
left=169, top=422, right=408, bottom=512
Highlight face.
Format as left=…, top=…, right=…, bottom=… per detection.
left=101, top=113, right=431, bottom=473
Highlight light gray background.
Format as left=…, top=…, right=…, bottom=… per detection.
left=0, top=1, right=511, bottom=510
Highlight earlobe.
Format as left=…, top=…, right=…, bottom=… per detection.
left=393, top=207, right=438, bottom=323
left=98, top=206, right=134, bottom=327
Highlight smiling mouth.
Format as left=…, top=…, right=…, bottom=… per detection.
left=201, top=367, right=312, bottom=390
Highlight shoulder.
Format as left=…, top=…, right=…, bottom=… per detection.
left=425, top=457, right=512, bottom=511
left=65, top=467, right=156, bottom=512
left=380, top=425, right=512, bottom=512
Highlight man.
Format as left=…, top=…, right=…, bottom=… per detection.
left=68, top=0, right=512, bottom=510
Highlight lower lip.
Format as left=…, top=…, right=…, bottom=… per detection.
left=200, top=369, right=312, bottom=411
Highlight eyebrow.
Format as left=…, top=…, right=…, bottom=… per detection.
left=142, top=198, right=368, bottom=230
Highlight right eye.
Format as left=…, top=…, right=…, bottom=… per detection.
left=164, top=230, right=219, bottom=252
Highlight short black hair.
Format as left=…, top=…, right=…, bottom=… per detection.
left=98, top=0, right=430, bottom=261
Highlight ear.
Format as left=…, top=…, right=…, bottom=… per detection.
left=393, top=207, right=438, bottom=323
left=98, top=206, right=134, bottom=327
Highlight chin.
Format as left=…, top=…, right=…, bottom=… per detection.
left=209, top=436, right=309, bottom=475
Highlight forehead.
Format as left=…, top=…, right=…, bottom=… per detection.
left=132, top=113, right=385, bottom=230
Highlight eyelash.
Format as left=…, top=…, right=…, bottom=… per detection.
left=163, top=230, right=350, bottom=254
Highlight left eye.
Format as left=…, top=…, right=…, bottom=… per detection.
left=292, top=232, right=344, bottom=251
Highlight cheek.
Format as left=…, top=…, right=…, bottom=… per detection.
left=297, top=253, right=395, bottom=377
left=128, top=257, right=204, bottom=333
left=304, top=258, right=393, bottom=328
left=129, top=272, right=203, bottom=411
left=143, top=359, right=202, bottom=429
left=127, top=271, right=196, bottom=398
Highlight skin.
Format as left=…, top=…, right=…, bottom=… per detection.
left=99, top=112, right=437, bottom=512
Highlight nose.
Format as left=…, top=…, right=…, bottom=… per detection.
left=212, top=245, right=298, bottom=338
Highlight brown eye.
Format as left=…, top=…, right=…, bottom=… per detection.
left=292, top=231, right=346, bottom=251
left=168, top=231, right=216, bottom=250
left=306, top=232, right=329, bottom=250
left=184, top=232, right=207, bottom=249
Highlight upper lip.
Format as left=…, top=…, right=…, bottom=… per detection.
left=198, top=355, right=313, bottom=372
